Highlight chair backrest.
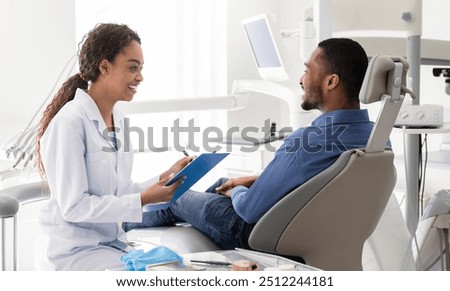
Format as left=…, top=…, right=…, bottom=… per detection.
left=248, top=55, right=411, bottom=270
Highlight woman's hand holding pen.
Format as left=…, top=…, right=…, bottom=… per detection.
left=159, top=152, right=195, bottom=181
left=140, top=174, right=184, bottom=206
left=170, top=155, right=194, bottom=175
left=141, top=151, right=196, bottom=205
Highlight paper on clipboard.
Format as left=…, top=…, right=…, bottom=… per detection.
left=143, top=152, right=229, bottom=212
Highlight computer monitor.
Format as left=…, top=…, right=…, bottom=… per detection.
left=242, top=13, right=291, bottom=82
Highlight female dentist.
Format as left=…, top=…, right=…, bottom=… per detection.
left=35, top=23, right=190, bottom=270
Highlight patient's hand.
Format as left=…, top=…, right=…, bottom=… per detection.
left=215, top=176, right=258, bottom=197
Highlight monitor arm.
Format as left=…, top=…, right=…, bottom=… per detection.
left=231, top=79, right=317, bottom=129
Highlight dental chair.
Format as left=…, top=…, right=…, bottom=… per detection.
left=248, top=55, right=411, bottom=270
left=129, top=55, right=412, bottom=270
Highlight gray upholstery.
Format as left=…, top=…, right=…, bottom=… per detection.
left=160, top=226, right=222, bottom=254
left=249, top=150, right=396, bottom=270
left=248, top=150, right=356, bottom=252
left=0, top=182, right=50, bottom=205
left=0, top=181, right=49, bottom=271
left=0, top=196, right=19, bottom=218
left=359, top=55, right=408, bottom=104
left=359, top=55, right=410, bottom=154
left=248, top=150, right=356, bottom=251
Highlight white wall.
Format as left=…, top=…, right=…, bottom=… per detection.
left=0, top=0, right=76, bottom=146
left=226, top=0, right=282, bottom=91
left=0, top=0, right=76, bottom=270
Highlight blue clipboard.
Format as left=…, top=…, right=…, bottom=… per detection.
left=143, top=152, right=229, bottom=212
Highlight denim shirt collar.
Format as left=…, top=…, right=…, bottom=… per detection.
left=311, top=109, right=370, bottom=127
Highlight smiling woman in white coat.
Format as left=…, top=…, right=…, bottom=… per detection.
left=34, top=23, right=190, bottom=271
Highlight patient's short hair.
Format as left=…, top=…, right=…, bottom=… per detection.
left=317, top=38, right=368, bottom=103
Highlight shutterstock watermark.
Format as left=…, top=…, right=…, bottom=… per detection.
left=101, top=117, right=349, bottom=154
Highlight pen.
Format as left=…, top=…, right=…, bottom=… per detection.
left=190, top=260, right=231, bottom=266
left=183, top=150, right=189, bottom=157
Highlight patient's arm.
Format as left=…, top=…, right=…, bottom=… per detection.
left=215, top=175, right=258, bottom=196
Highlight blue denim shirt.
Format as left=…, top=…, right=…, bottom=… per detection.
left=230, top=109, right=378, bottom=223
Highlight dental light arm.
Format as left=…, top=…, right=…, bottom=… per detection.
left=116, top=93, right=249, bottom=115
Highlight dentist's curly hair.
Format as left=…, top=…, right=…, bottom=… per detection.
left=36, top=23, right=141, bottom=178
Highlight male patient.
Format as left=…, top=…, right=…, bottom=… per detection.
left=123, top=38, right=373, bottom=250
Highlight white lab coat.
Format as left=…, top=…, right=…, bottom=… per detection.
left=36, top=89, right=158, bottom=270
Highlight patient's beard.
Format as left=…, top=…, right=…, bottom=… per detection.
left=301, top=87, right=323, bottom=111
left=301, top=100, right=317, bottom=111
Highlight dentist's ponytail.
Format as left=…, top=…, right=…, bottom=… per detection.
left=36, top=23, right=140, bottom=179
left=36, top=73, right=88, bottom=179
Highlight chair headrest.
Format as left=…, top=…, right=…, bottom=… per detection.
left=359, top=55, right=409, bottom=104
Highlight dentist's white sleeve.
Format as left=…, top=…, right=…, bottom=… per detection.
left=41, top=114, right=144, bottom=223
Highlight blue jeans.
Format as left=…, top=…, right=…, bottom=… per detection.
left=122, top=178, right=254, bottom=250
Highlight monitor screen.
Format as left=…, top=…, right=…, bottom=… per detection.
left=242, top=13, right=291, bottom=82
left=243, top=18, right=281, bottom=68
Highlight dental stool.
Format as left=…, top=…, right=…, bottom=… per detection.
left=0, top=196, right=19, bottom=270
left=0, top=182, right=49, bottom=270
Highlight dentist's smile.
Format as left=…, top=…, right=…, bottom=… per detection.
left=128, top=84, right=138, bottom=93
